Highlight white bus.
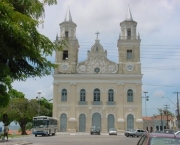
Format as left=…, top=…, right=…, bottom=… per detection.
left=32, top=116, right=57, bottom=137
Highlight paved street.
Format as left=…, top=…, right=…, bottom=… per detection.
left=0, top=132, right=139, bottom=145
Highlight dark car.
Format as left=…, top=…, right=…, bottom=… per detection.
left=136, top=133, right=180, bottom=145
left=90, top=126, right=100, bottom=135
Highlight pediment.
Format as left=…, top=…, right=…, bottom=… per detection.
left=77, top=39, right=118, bottom=74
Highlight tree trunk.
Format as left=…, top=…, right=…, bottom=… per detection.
left=20, top=121, right=27, bottom=135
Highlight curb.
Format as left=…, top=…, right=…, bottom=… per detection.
left=0, top=140, right=33, bottom=145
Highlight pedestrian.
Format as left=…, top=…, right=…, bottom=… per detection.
left=3, top=124, right=9, bottom=141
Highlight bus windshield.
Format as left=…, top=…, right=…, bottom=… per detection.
left=33, top=119, right=49, bottom=128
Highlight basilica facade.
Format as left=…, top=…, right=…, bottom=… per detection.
left=53, top=7, right=143, bottom=132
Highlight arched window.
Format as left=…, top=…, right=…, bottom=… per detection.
left=127, top=89, right=133, bottom=102
left=61, top=89, right=67, bottom=102
left=94, top=88, right=100, bottom=101
left=80, top=89, right=86, bottom=101
left=127, top=50, right=132, bottom=59
left=108, top=89, right=114, bottom=101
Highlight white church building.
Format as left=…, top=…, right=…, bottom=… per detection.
left=53, top=7, right=143, bottom=132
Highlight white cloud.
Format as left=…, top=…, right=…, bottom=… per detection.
left=154, top=90, right=165, bottom=97
left=11, top=0, right=180, bottom=116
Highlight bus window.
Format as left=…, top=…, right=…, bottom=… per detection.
left=33, top=120, right=48, bottom=128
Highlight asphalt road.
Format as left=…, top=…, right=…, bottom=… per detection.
left=1, top=133, right=140, bottom=145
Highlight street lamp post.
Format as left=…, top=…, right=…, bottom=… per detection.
left=36, top=92, right=41, bottom=116
left=142, top=92, right=149, bottom=131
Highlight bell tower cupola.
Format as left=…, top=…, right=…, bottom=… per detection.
left=117, top=6, right=141, bottom=74
left=55, top=8, right=79, bottom=74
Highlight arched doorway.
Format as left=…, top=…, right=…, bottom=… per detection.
left=127, top=114, right=134, bottom=129
left=79, top=114, right=86, bottom=132
left=60, top=113, right=67, bottom=132
left=92, top=113, right=101, bottom=129
left=107, top=114, right=115, bottom=131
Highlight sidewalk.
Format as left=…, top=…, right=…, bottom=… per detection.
left=0, top=139, right=32, bottom=145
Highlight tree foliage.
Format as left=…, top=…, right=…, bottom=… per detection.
left=0, top=76, right=12, bottom=108
left=154, top=108, right=175, bottom=118
left=0, top=97, right=52, bottom=135
left=0, top=0, right=65, bottom=107
left=38, top=97, right=53, bottom=117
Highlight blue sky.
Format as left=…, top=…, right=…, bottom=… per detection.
left=12, top=0, right=180, bottom=117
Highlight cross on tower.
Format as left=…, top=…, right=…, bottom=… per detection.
left=95, top=31, right=100, bottom=39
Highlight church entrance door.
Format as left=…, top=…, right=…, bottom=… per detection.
left=127, top=114, right=134, bottom=129
left=79, top=114, right=86, bottom=132
left=60, top=113, right=67, bottom=132
left=92, top=113, right=101, bottom=130
left=107, top=114, right=115, bottom=131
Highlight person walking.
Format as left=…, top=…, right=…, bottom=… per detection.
left=3, top=124, right=9, bottom=141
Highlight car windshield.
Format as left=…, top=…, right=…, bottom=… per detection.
left=128, top=129, right=135, bottom=132
left=91, top=126, right=99, bottom=129
left=150, top=137, right=180, bottom=145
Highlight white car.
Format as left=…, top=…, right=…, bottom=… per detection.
left=125, top=129, right=147, bottom=137
left=109, top=128, right=117, bottom=135
left=175, top=131, right=180, bottom=135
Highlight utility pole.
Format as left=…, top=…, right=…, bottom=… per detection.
left=36, top=92, right=41, bottom=116
left=174, top=92, right=180, bottom=129
left=164, top=104, right=170, bottom=129
left=142, top=92, right=149, bottom=131
left=160, top=110, right=163, bottom=131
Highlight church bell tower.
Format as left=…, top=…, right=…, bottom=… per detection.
left=54, top=8, right=79, bottom=74
left=117, top=6, right=141, bottom=74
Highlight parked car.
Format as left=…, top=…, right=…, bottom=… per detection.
left=174, top=130, right=180, bottom=135
left=125, top=129, right=147, bottom=137
left=164, top=129, right=175, bottom=134
left=108, top=128, right=117, bottom=135
left=154, top=130, right=163, bottom=133
left=136, top=133, right=180, bottom=145
left=90, top=126, right=100, bottom=135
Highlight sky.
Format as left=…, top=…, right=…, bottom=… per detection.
left=12, top=0, right=180, bottom=117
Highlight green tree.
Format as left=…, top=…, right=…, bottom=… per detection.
left=157, top=108, right=174, bottom=117
left=0, top=98, right=39, bottom=135
left=0, top=76, right=12, bottom=108
left=39, top=97, right=53, bottom=117
left=0, top=89, right=25, bottom=124
left=0, top=0, right=65, bottom=107
left=0, top=95, right=53, bottom=135
left=154, top=108, right=174, bottom=130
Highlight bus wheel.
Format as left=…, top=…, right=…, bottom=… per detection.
left=35, top=134, right=37, bottom=137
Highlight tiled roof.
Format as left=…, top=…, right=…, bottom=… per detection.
left=142, top=115, right=174, bottom=121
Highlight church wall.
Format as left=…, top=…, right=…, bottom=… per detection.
left=53, top=74, right=143, bottom=132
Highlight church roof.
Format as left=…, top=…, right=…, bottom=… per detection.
left=64, top=7, right=73, bottom=22
left=125, top=5, right=133, bottom=21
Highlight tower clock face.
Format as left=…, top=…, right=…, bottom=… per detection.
left=94, top=67, right=100, bottom=74
left=126, top=63, right=134, bottom=71
left=61, top=63, right=69, bottom=70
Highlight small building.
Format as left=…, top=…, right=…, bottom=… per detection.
left=142, top=116, right=175, bottom=132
